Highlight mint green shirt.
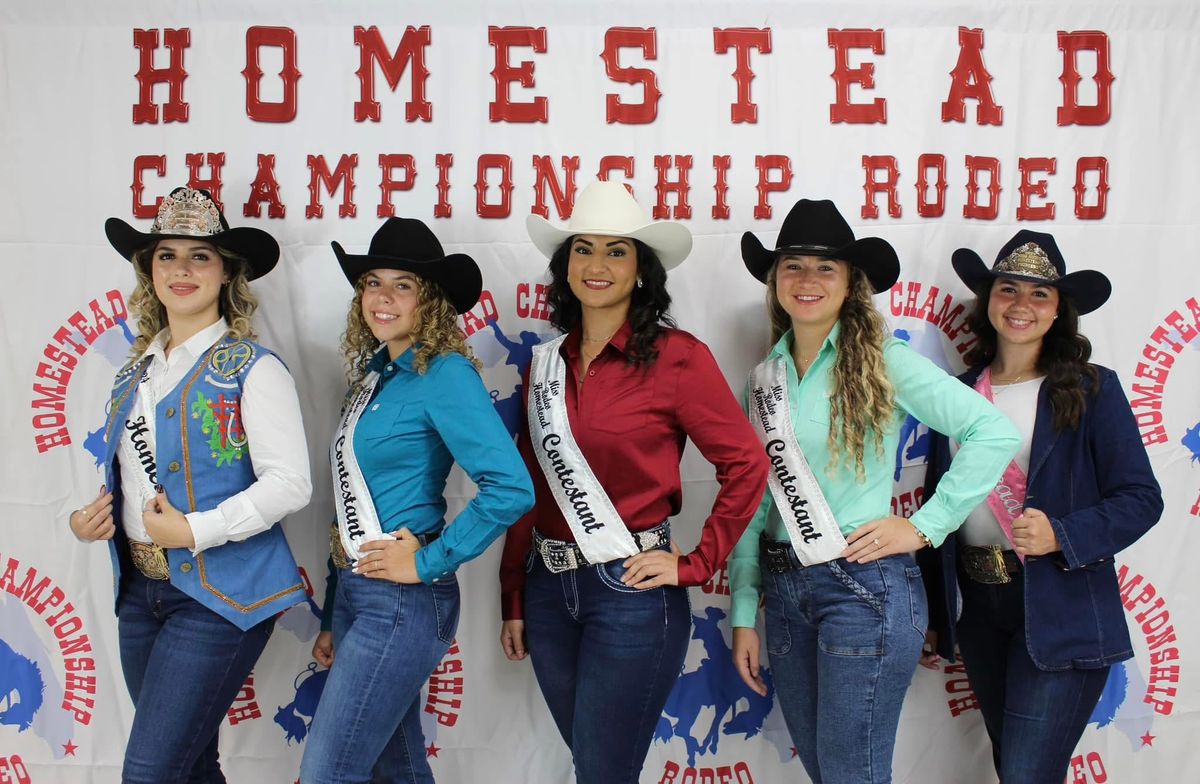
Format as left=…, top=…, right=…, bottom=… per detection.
left=728, top=325, right=1020, bottom=628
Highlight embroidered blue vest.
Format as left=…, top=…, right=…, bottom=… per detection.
left=103, top=335, right=305, bottom=630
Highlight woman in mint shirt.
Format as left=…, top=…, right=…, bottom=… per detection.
left=728, top=200, right=1019, bottom=784
left=300, top=218, right=534, bottom=784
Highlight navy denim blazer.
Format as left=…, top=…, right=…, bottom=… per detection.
left=920, top=364, right=1163, bottom=671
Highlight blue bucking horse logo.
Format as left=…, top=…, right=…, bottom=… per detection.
left=654, top=606, right=775, bottom=766
left=0, top=638, right=45, bottom=732
left=274, top=662, right=329, bottom=744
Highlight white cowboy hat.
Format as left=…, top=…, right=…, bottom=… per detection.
left=525, top=180, right=693, bottom=270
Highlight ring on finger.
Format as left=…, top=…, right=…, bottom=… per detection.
left=873, top=537, right=880, bottom=546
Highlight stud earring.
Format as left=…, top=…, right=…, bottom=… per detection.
left=636, top=277, right=644, bottom=288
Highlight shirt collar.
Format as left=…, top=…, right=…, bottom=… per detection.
left=562, top=320, right=634, bottom=361
left=768, top=322, right=841, bottom=370
left=370, top=344, right=417, bottom=378
left=147, top=319, right=229, bottom=364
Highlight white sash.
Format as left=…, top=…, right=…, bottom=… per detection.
left=747, top=356, right=847, bottom=566
left=527, top=335, right=639, bottom=564
left=329, top=357, right=393, bottom=562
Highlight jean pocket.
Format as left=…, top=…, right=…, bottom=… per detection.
left=819, top=562, right=886, bottom=657
left=763, top=577, right=792, bottom=657
left=594, top=560, right=648, bottom=594
left=826, top=560, right=885, bottom=616
left=905, top=565, right=928, bottom=636
left=430, top=576, right=460, bottom=645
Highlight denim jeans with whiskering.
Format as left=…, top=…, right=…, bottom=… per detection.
left=957, top=568, right=1111, bottom=784
left=118, top=569, right=274, bottom=784
left=523, top=550, right=691, bottom=784
left=763, top=550, right=927, bottom=784
left=299, top=568, right=460, bottom=784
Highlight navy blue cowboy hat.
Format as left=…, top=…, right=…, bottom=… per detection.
left=332, top=218, right=482, bottom=314
left=105, top=187, right=279, bottom=280
left=952, top=230, right=1111, bottom=315
left=741, top=198, right=899, bottom=293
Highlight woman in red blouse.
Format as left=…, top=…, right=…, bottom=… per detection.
left=497, top=180, right=768, bottom=784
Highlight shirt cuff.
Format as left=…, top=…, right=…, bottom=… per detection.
left=186, top=509, right=228, bottom=554
left=501, top=590, right=524, bottom=621
left=415, top=545, right=453, bottom=584
left=676, top=555, right=706, bottom=587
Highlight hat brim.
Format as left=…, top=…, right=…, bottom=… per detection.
left=332, top=242, right=483, bottom=315
left=951, top=249, right=1112, bottom=315
left=742, top=232, right=899, bottom=294
left=105, top=218, right=280, bottom=280
left=526, top=214, right=693, bottom=271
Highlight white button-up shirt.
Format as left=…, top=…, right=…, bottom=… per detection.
left=116, top=319, right=312, bottom=553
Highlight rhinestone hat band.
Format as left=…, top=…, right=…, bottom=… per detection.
left=150, top=188, right=224, bottom=237
left=993, top=242, right=1059, bottom=281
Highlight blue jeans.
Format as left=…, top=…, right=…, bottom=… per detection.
left=523, top=550, right=691, bottom=784
left=299, top=568, right=460, bottom=784
left=117, top=569, right=274, bottom=784
left=763, top=550, right=927, bottom=784
left=957, top=568, right=1110, bottom=783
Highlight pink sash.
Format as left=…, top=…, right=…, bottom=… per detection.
left=973, top=367, right=1029, bottom=562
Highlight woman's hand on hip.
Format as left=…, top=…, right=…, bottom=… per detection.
left=356, top=528, right=422, bottom=583
left=69, top=485, right=115, bottom=542
left=312, top=631, right=335, bottom=667
left=500, top=620, right=527, bottom=661
left=843, top=516, right=925, bottom=563
left=1011, top=508, right=1060, bottom=557
left=143, top=489, right=196, bottom=549
left=732, top=627, right=769, bottom=697
left=621, top=543, right=681, bottom=589
left=918, top=630, right=941, bottom=670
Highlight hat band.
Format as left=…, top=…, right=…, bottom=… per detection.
left=992, top=242, right=1060, bottom=281
left=775, top=243, right=840, bottom=257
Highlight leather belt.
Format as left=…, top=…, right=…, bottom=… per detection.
left=129, top=541, right=170, bottom=581
left=960, top=544, right=1021, bottom=584
left=534, top=522, right=670, bottom=574
left=761, top=537, right=808, bottom=575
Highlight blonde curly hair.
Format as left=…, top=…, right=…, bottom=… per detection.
left=766, top=261, right=895, bottom=481
left=342, top=274, right=479, bottom=386
left=127, top=242, right=257, bottom=357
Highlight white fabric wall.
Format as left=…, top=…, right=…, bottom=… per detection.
left=2, top=1, right=1197, bottom=781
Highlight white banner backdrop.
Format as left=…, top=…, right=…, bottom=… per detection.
left=2, top=1, right=1197, bottom=782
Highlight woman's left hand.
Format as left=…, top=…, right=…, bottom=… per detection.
left=843, top=516, right=925, bottom=563
left=356, top=528, right=422, bottom=584
left=143, top=489, right=196, bottom=549
left=621, top=542, right=682, bottom=589
left=1011, top=507, right=1060, bottom=557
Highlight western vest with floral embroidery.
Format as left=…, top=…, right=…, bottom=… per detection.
left=101, top=335, right=305, bottom=630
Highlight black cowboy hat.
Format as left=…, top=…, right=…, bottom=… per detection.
left=332, top=218, right=482, bottom=314
left=741, top=199, right=899, bottom=293
left=105, top=187, right=279, bottom=280
left=952, top=230, right=1111, bottom=315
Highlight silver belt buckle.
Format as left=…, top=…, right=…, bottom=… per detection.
left=537, top=538, right=574, bottom=573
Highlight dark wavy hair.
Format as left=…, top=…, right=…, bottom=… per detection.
left=545, top=237, right=674, bottom=366
left=964, top=279, right=1099, bottom=431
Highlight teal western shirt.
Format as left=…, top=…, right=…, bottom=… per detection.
left=352, top=347, right=534, bottom=583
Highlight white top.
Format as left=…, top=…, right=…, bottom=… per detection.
left=952, top=376, right=1042, bottom=549
left=115, top=319, right=312, bottom=553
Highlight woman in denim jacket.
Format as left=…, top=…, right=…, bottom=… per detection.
left=921, top=229, right=1164, bottom=783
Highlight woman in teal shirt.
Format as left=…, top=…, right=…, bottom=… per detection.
left=300, top=218, right=534, bottom=784
left=728, top=200, right=1019, bottom=784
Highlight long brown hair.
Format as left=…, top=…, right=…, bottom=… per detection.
left=341, top=274, right=479, bottom=387
left=964, top=279, right=1098, bottom=431
left=128, top=242, right=256, bottom=357
left=766, top=262, right=895, bottom=480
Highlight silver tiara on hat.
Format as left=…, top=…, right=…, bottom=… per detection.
left=993, top=242, right=1059, bottom=281
left=150, top=188, right=224, bottom=237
